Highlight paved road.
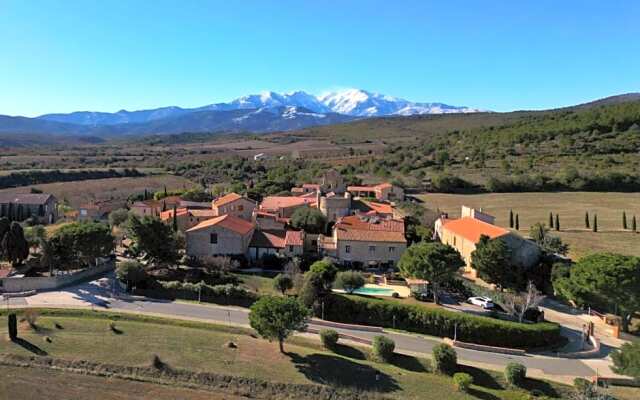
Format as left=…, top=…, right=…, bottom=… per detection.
left=13, top=274, right=599, bottom=380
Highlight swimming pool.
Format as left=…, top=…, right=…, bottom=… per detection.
left=351, top=286, right=396, bottom=296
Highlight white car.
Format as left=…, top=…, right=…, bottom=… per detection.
left=467, top=296, right=495, bottom=309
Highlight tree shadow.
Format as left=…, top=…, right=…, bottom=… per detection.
left=12, top=337, right=48, bottom=356
left=457, top=365, right=502, bottom=390
left=467, top=388, right=500, bottom=400
left=331, top=343, right=367, bottom=360
left=391, top=353, right=430, bottom=373
left=520, top=378, right=561, bottom=398
left=288, top=352, right=400, bottom=393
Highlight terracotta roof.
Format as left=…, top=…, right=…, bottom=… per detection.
left=347, top=182, right=393, bottom=192
left=159, top=207, right=189, bottom=221
left=0, top=193, right=54, bottom=205
left=186, top=214, right=255, bottom=235
left=336, top=215, right=405, bottom=233
left=249, top=230, right=286, bottom=248
left=361, top=201, right=394, bottom=215
left=284, top=230, right=304, bottom=246
left=334, top=215, right=406, bottom=243
left=302, top=183, right=320, bottom=190
left=336, top=227, right=406, bottom=243
left=131, top=200, right=160, bottom=208
left=291, top=187, right=305, bottom=193
left=259, top=196, right=315, bottom=212
left=442, top=217, right=509, bottom=243
left=213, top=193, right=244, bottom=207
left=189, top=209, right=216, bottom=218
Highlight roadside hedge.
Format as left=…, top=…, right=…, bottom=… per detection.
left=322, top=294, right=561, bottom=349
left=136, top=281, right=258, bottom=308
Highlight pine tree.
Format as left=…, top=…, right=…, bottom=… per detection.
left=633, top=215, right=637, bottom=233
left=585, top=211, right=590, bottom=229
left=548, top=212, right=553, bottom=228
left=172, top=205, right=178, bottom=232
left=555, top=214, right=560, bottom=231
left=593, top=214, right=598, bottom=232
left=509, top=210, right=514, bottom=228
left=622, top=211, right=628, bottom=230
left=515, top=214, right=520, bottom=230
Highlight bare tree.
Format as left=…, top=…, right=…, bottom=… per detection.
left=502, top=281, right=545, bottom=323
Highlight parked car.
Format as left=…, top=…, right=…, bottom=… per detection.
left=467, top=296, right=495, bottom=309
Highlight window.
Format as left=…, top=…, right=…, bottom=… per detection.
left=345, top=245, right=351, bottom=254
left=369, top=245, right=376, bottom=254
left=453, top=237, right=457, bottom=246
left=388, top=246, right=395, bottom=253
left=210, top=233, right=218, bottom=244
left=289, top=245, right=294, bottom=252
left=238, top=205, right=244, bottom=211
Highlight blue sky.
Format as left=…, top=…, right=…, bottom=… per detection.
left=1, top=0, right=639, bottom=116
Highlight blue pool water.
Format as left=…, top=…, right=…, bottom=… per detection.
left=352, top=287, right=395, bottom=296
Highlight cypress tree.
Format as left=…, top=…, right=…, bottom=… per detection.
left=593, top=214, right=598, bottom=232
left=172, top=205, right=178, bottom=232
left=162, top=201, right=167, bottom=212
left=515, top=214, right=520, bottom=230
left=633, top=215, right=637, bottom=233
left=548, top=212, right=553, bottom=228
left=144, top=189, right=148, bottom=200
left=622, top=211, right=628, bottom=230
left=509, top=209, right=514, bottom=228
left=555, top=214, right=560, bottom=231
left=164, top=185, right=167, bottom=196
left=585, top=211, right=590, bottom=229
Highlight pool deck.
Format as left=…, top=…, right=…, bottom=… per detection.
left=333, top=283, right=411, bottom=298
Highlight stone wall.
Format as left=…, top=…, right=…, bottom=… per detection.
left=0, top=258, right=114, bottom=293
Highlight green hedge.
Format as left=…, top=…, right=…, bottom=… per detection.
left=322, top=294, right=561, bottom=349
left=136, top=281, right=258, bottom=308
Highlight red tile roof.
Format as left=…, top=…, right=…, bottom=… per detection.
left=361, top=200, right=394, bottom=215
left=250, top=230, right=286, bottom=248
left=284, top=230, right=304, bottom=246
left=334, top=215, right=406, bottom=243
left=442, top=217, right=509, bottom=243
left=213, top=193, right=243, bottom=208
left=186, top=214, right=254, bottom=235
left=160, top=207, right=189, bottom=221
left=347, top=182, right=393, bottom=192
left=259, top=196, right=315, bottom=212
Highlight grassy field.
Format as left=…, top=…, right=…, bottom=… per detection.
left=0, top=309, right=573, bottom=400
left=0, top=365, right=246, bottom=400
left=0, top=174, right=197, bottom=207
left=418, top=192, right=640, bottom=259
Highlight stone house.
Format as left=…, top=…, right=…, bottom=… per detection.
left=319, top=215, right=407, bottom=267
left=185, top=214, right=255, bottom=258
left=435, top=207, right=541, bottom=279
left=211, top=193, right=256, bottom=221
left=347, top=183, right=404, bottom=202
left=0, top=193, right=58, bottom=224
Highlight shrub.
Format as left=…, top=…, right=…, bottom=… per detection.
left=322, top=294, right=561, bottom=348
left=335, top=270, right=365, bottom=293
left=453, top=372, right=473, bottom=392
left=137, top=281, right=258, bottom=307
left=505, top=362, right=527, bottom=387
left=23, top=309, right=39, bottom=330
left=319, top=329, right=339, bottom=349
left=573, top=377, right=596, bottom=398
left=432, top=343, right=457, bottom=375
left=273, top=274, right=294, bottom=295
left=372, top=335, right=395, bottom=362
left=116, top=260, right=147, bottom=288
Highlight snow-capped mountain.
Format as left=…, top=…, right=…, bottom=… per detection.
left=319, top=89, right=479, bottom=116
left=35, top=89, right=479, bottom=126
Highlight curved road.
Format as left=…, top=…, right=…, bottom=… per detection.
left=7, top=274, right=605, bottom=382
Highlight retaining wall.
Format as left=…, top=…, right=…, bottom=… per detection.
left=0, top=259, right=114, bottom=293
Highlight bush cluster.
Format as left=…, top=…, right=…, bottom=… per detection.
left=319, top=329, right=339, bottom=349
left=504, top=362, right=527, bottom=387
left=432, top=343, right=457, bottom=375
left=371, top=335, right=395, bottom=363
left=137, top=281, right=258, bottom=307
left=322, top=294, right=561, bottom=348
left=453, top=372, right=473, bottom=392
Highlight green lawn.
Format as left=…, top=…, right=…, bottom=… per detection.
left=234, top=272, right=280, bottom=295
left=418, top=192, right=640, bottom=259
left=0, top=309, right=572, bottom=400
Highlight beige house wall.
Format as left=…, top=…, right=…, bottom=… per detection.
left=186, top=225, right=253, bottom=258
left=334, top=238, right=406, bottom=266
left=213, top=198, right=255, bottom=221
